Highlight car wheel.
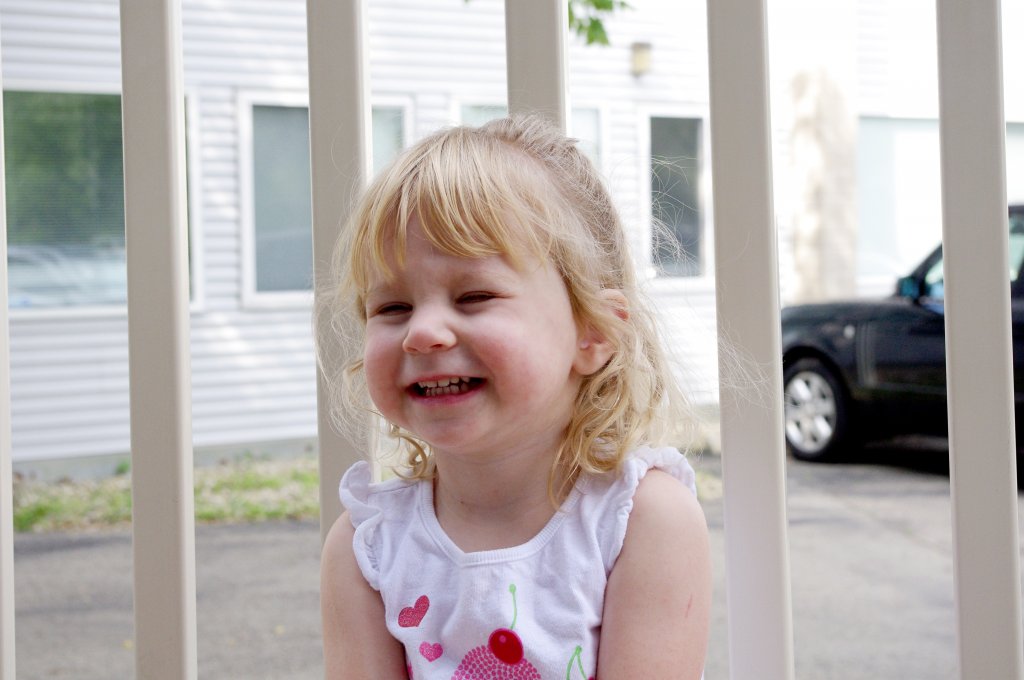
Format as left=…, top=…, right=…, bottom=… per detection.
left=783, top=358, right=852, bottom=462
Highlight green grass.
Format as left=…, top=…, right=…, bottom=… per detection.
left=12, top=454, right=720, bottom=533
left=12, top=456, right=320, bottom=533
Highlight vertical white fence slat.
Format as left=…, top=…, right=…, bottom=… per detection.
left=307, top=0, right=372, bottom=539
left=705, top=1, right=795, bottom=679
left=935, top=1, right=1024, bottom=678
left=119, top=0, right=198, bottom=677
left=0, top=67, right=15, bottom=680
left=504, top=0, right=569, bottom=130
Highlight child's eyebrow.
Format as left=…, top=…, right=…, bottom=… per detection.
left=363, top=281, right=399, bottom=304
left=363, top=257, right=523, bottom=300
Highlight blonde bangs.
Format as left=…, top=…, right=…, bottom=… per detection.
left=347, top=126, right=554, bottom=298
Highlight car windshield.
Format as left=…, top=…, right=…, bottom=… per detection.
left=922, top=212, right=1024, bottom=301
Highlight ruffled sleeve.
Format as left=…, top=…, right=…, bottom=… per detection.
left=338, top=461, right=384, bottom=590
left=600, top=446, right=699, bottom=570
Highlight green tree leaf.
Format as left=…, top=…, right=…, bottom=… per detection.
left=465, top=0, right=630, bottom=46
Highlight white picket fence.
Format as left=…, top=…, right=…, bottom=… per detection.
left=0, top=0, right=1021, bottom=678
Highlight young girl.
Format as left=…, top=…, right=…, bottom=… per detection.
left=319, top=115, right=711, bottom=679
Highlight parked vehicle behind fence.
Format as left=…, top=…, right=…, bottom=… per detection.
left=781, top=204, right=1024, bottom=462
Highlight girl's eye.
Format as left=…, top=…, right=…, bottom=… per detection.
left=370, top=302, right=410, bottom=317
left=458, top=291, right=496, bottom=304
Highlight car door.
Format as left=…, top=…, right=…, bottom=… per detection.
left=869, top=211, right=1024, bottom=438
left=864, top=253, right=948, bottom=434
left=1007, top=210, right=1024, bottom=434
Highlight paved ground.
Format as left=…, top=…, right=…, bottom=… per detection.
left=11, top=442, right=1015, bottom=679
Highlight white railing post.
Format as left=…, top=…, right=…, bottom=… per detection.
left=706, top=0, right=795, bottom=678
left=0, top=58, right=16, bottom=680
left=306, top=0, right=372, bottom=538
left=119, top=0, right=197, bottom=677
left=504, top=0, right=569, bottom=130
left=935, top=1, right=1024, bottom=678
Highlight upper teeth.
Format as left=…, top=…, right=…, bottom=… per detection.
left=418, top=377, right=471, bottom=388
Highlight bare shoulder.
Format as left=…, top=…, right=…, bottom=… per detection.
left=321, top=510, right=361, bottom=576
left=597, top=468, right=712, bottom=679
left=628, top=469, right=708, bottom=543
left=321, top=511, right=407, bottom=679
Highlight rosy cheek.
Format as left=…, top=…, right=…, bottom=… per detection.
left=362, top=336, right=397, bottom=409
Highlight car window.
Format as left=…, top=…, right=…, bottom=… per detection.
left=924, top=258, right=944, bottom=299
left=922, top=213, right=1024, bottom=300
left=1010, top=212, right=1024, bottom=281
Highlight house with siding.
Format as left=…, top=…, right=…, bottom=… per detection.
left=3, top=0, right=1023, bottom=468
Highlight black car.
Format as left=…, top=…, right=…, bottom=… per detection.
left=780, top=204, right=1024, bottom=461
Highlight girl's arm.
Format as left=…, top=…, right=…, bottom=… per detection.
left=321, top=512, right=408, bottom=679
left=597, top=469, right=712, bottom=679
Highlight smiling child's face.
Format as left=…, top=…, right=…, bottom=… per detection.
left=361, top=216, right=591, bottom=462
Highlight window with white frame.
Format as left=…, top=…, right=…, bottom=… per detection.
left=248, top=103, right=406, bottom=296
left=650, top=116, right=704, bottom=277
left=459, top=104, right=602, bottom=164
left=4, top=90, right=196, bottom=310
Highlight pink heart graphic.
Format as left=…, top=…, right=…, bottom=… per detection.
left=419, top=642, right=443, bottom=662
left=398, top=595, right=430, bottom=627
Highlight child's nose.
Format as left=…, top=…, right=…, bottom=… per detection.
left=402, top=308, right=457, bottom=354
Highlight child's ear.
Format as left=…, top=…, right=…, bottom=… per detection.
left=574, top=289, right=629, bottom=376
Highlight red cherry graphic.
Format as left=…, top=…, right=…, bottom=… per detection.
left=488, top=628, right=524, bottom=665
left=452, top=584, right=540, bottom=679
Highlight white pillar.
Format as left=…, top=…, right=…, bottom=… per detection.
left=306, top=0, right=372, bottom=538
left=504, top=0, right=569, bottom=130
left=0, top=73, right=17, bottom=680
left=706, top=0, right=795, bottom=678
left=119, top=0, right=197, bottom=676
left=935, top=0, right=1023, bottom=677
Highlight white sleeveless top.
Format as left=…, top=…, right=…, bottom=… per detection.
left=339, top=446, right=697, bottom=679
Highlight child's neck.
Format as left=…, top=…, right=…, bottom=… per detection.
left=431, top=447, right=572, bottom=553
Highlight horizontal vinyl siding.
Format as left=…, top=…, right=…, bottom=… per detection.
left=8, top=311, right=319, bottom=460
left=0, top=0, right=121, bottom=91
left=7, top=314, right=129, bottom=460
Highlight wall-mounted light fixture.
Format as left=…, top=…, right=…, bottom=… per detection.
left=631, top=41, right=652, bottom=77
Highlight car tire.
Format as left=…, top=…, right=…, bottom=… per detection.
left=783, top=357, right=853, bottom=462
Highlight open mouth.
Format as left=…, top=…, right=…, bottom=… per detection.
left=411, top=376, right=484, bottom=398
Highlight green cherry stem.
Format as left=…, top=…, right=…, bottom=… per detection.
left=565, top=646, right=583, bottom=680
left=508, top=584, right=518, bottom=630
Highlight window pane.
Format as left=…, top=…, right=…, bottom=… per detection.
left=251, top=105, right=407, bottom=294
left=461, top=104, right=507, bottom=127
left=856, top=117, right=942, bottom=280
left=372, top=107, right=404, bottom=173
left=5, top=91, right=127, bottom=308
left=252, top=105, right=313, bottom=293
left=651, top=116, right=703, bottom=277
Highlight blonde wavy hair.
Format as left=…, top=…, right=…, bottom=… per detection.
left=317, top=114, right=695, bottom=494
